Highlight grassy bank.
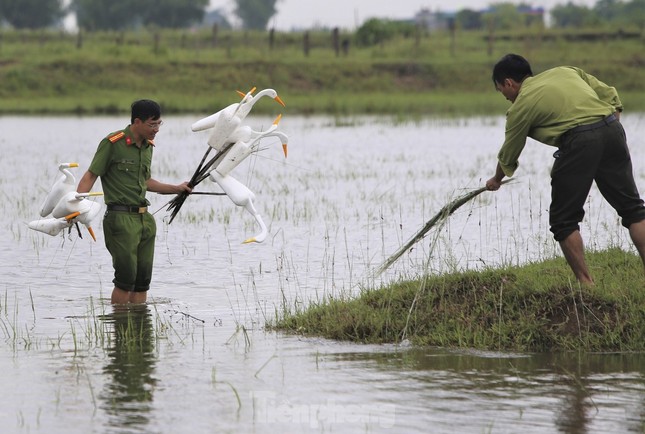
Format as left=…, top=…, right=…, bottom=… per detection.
left=272, top=248, right=645, bottom=352
left=0, top=28, right=644, bottom=115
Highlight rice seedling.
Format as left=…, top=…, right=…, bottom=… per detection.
left=0, top=291, right=38, bottom=352
left=254, top=353, right=278, bottom=379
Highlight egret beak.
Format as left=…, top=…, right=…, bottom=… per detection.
left=242, top=237, right=257, bottom=244
left=69, top=163, right=79, bottom=168
left=274, top=96, right=286, bottom=107
left=75, top=191, right=104, bottom=199
left=273, top=113, right=282, bottom=125
left=236, top=87, right=257, bottom=99
left=64, top=211, right=81, bottom=221
left=282, top=143, right=288, bottom=158
left=87, top=227, right=97, bottom=242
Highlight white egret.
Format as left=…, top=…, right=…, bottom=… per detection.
left=39, top=162, right=79, bottom=217
left=191, top=87, right=256, bottom=133
left=209, top=171, right=268, bottom=244
left=165, top=89, right=287, bottom=225
left=233, top=88, right=286, bottom=119
left=28, top=212, right=80, bottom=237
left=270, top=131, right=289, bottom=158
left=51, top=192, right=104, bottom=241
left=225, top=113, right=288, bottom=154
left=191, top=88, right=286, bottom=151
left=214, top=114, right=287, bottom=177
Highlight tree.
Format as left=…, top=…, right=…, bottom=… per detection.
left=593, top=0, right=624, bottom=23
left=456, top=9, right=483, bottom=30
left=622, top=0, right=645, bottom=30
left=355, top=19, right=394, bottom=47
left=0, top=0, right=64, bottom=29
left=550, top=3, right=596, bottom=28
left=72, top=0, right=209, bottom=30
left=234, top=0, right=278, bottom=30
left=139, top=0, right=208, bottom=28
left=72, top=0, right=139, bottom=31
left=483, top=3, right=525, bottom=30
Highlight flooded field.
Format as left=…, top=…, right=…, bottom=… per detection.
left=1, top=114, right=644, bottom=433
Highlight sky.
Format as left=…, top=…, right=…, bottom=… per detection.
left=208, top=0, right=598, bottom=30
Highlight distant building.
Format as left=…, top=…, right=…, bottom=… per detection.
left=414, top=9, right=453, bottom=31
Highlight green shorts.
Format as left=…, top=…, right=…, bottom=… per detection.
left=103, top=210, right=157, bottom=292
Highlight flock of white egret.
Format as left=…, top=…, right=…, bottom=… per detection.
left=28, top=162, right=103, bottom=241
left=28, top=88, right=288, bottom=245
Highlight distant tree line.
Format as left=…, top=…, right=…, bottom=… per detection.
left=0, top=0, right=642, bottom=32
left=453, top=0, right=644, bottom=32
left=550, top=0, right=645, bottom=30
left=72, top=0, right=209, bottom=30
left=0, top=0, right=277, bottom=30
left=356, top=0, right=645, bottom=47
left=0, top=0, right=64, bottom=29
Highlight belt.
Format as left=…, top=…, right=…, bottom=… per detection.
left=107, top=204, right=148, bottom=213
left=565, top=114, right=617, bottom=136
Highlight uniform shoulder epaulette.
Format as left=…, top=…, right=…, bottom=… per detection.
left=108, top=131, right=125, bottom=143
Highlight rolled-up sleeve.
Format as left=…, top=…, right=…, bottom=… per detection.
left=497, top=109, right=532, bottom=177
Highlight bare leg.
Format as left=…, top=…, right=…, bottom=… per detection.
left=559, top=230, right=594, bottom=285
left=628, top=219, right=645, bottom=271
left=111, top=287, right=130, bottom=304
left=111, top=287, right=148, bottom=304
left=129, top=291, right=147, bottom=304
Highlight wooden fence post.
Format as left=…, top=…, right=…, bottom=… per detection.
left=487, top=22, right=495, bottom=56
left=448, top=17, right=456, bottom=57
left=154, top=31, right=160, bottom=55
left=212, top=23, right=219, bottom=48
left=303, top=31, right=310, bottom=57
left=332, top=27, right=340, bottom=56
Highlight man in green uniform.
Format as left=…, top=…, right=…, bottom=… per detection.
left=485, top=54, right=645, bottom=285
left=77, top=100, right=191, bottom=304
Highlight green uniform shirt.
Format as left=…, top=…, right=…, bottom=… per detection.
left=498, top=66, right=622, bottom=177
left=89, top=125, right=154, bottom=206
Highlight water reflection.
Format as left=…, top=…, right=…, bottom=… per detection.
left=327, top=349, right=645, bottom=433
left=99, top=306, right=157, bottom=432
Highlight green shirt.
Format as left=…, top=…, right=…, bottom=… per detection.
left=88, top=125, right=153, bottom=206
left=498, top=66, right=622, bottom=177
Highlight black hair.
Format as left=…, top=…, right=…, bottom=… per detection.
left=492, top=54, right=533, bottom=87
left=131, top=99, right=161, bottom=124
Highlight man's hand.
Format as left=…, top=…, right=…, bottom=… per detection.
left=486, top=177, right=502, bottom=191
left=147, top=178, right=193, bottom=195
left=486, top=162, right=506, bottom=191
left=178, top=181, right=192, bottom=194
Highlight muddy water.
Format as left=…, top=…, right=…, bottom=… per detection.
left=1, top=114, right=644, bottom=433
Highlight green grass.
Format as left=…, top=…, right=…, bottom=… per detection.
left=0, top=27, right=644, bottom=115
left=271, top=248, right=645, bottom=352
